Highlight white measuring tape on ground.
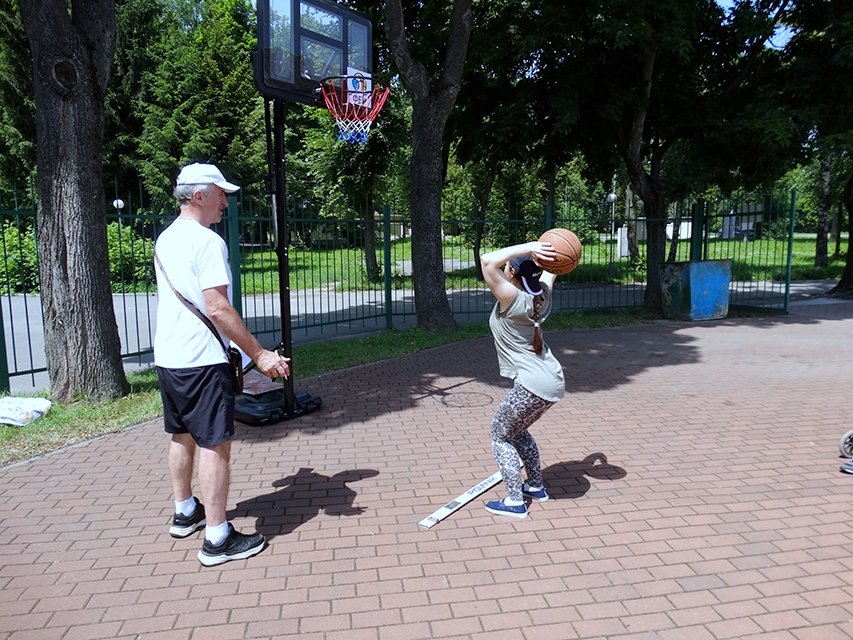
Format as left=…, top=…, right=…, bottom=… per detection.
left=417, top=463, right=522, bottom=529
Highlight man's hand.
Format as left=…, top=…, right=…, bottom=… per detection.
left=204, top=286, right=291, bottom=379
left=255, top=349, right=291, bottom=379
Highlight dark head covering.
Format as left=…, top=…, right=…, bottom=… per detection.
left=509, top=256, right=543, bottom=296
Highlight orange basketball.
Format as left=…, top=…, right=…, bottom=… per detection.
left=539, top=228, right=582, bottom=275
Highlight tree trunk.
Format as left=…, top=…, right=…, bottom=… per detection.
left=815, top=154, right=830, bottom=268
left=473, top=172, right=496, bottom=281
left=363, top=202, right=380, bottom=283
left=545, top=170, right=556, bottom=220
left=409, top=108, right=457, bottom=329
left=21, top=0, right=128, bottom=401
left=626, top=181, right=638, bottom=258
left=385, top=0, right=473, bottom=332
left=617, top=45, right=668, bottom=312
left=623, top=149, right=668, bottom=309
left=828, top=169, right=853, bottom=297
left=638, top=186, right=668, bottom=311
left=833, top=201, right=842, bottom=260
left=667, top=200, right=683, bottom=262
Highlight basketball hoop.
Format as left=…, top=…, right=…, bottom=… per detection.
left=319, top=75, right=390, bottom=144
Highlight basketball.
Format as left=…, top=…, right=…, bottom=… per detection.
left=538, top=228, right=582, bottom=275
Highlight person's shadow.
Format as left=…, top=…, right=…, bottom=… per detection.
left=541, top=453, right=627, bottom=500
left=228, top=467, right=379, bottom=541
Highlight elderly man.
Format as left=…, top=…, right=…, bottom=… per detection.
left=154, top=163, right=290, bottom=566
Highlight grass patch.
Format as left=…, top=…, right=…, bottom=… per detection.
left=0, top=376, right=163, bottom=468
left=0, top=307, right=661, bottom=468
left=236, top=235, right=846, bottom=296
left=291, top=323, right=492, bottom=379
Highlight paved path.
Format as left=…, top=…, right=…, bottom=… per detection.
left=1, top=299, right=853, bottom=639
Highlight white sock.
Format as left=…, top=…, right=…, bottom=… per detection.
left=175, top=497, right=197, bottom=516
left=525, top=484, right=542, bottom=491
left=205, top=521, right=229, bottom=546
left=504, top=498, right=524, bottom=506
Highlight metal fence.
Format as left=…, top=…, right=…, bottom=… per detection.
left=0, top=189, right=794, bottom=393
left=703, top=192, right=798, bottom=309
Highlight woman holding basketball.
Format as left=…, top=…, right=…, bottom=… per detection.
left=479, top=241, right=565, bottom=519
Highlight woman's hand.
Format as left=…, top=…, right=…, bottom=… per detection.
left=530, top=241, right=557, bottom=269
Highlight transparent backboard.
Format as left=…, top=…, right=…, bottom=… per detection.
left=254, top=0, right=373, bottom=105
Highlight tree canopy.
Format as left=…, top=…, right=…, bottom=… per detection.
left=2, top=0, right=852, bottom=404
left=1, top=0, right=840, bottom=220
left=784, top=0, right=853, bottom=293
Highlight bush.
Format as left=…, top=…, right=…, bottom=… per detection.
left=568, top=218, right=600, bottom=246
left=0, top=221, right=39, bottom=294
left=0, top=220, right=155, bottom=294
left=628, top=251, right=647, bottom=283
left=106, top=222, right=155, bottom=292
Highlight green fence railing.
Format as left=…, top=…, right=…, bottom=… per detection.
left=0, top=190, right=795, bottom=392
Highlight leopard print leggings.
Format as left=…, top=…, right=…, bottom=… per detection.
left=489, top=379, right=554, bottom=501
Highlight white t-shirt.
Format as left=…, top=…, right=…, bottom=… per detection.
left=153, top=218, right=232, bottom=368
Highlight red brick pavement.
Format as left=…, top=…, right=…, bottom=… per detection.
left=2, top=301, right=853, bottom=640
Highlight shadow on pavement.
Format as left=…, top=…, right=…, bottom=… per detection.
left=228, top=466, right=379, bottom=541
left=542, top=453, right=627, bottom=500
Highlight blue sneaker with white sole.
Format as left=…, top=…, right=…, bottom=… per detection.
left=485, top=499, right=528, bottom=519
left=522, top=483, right=550, bottom=502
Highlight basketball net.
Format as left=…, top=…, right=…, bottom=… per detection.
left=319, top=75, right=390, bottom=144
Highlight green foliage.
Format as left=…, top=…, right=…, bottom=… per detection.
left=442, top=158, right=477, bottom=220
left=628, top=252, right=647, bottom=283
left=570, top=220, right=601, bottom=247
left=777, top=164, right=819, bottom=231
left=0, top=0, right=34, bottom=192
left=785, top=0, right=853, bottom=156
left=442, top=153, right=606, bottom=254
left=0, top=219, right=38, bottom=294
left=0, top=0, right=841, bottom=298
left=774, top=156, right=851, bottom=234
left=106, top=0, right=172, bottom=194
left=106, top=222, right=155, bottom=292
left=134, top=0, right=264, bottom=198
left=299, top=83, right=412, bottom=210
left=762, top=217, right=791, bottom=241
left=0, top=218, right=156, bottom=294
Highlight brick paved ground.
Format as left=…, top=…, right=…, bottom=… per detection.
left=1, top=300, right=852, bottom=640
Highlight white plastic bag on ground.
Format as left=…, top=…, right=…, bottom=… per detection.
left=0, top=397, right=52, bottom=427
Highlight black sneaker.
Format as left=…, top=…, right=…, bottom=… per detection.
left=197, top=524, right=266, bottom=566
left=169, top=498, right=206, bottom=538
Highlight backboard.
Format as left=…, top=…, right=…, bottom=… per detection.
left=254, top=0, right=374, bottom=105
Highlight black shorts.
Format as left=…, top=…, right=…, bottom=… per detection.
left=157, top=363, right=235, bottom=448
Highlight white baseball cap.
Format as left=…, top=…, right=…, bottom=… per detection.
left=176, top=163, right=240, bottom=193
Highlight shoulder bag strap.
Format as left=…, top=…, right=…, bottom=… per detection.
left=154, top=251, right=229, bottom=354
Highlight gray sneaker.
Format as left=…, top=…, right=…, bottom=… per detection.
left=198, top=524, right=266, bottom=567
left=840, top=460, right=853, bottom=474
